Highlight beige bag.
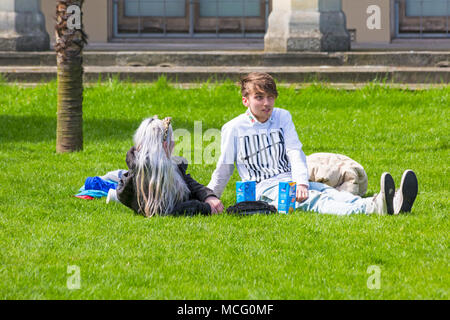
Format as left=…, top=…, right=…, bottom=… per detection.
left=306, top=153, right=368, bottom=197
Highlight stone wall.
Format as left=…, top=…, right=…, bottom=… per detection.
left=41, top=0, right=109, bottom=44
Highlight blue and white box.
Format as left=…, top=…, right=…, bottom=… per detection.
left=236, top=181, right=256, bottom=203
left=278, top=182, right=297, bottom=214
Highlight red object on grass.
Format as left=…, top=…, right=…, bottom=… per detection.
left=75, top=195, right=95, bottom=200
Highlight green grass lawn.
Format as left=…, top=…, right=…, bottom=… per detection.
left=0, top=78, right=448, bottom=299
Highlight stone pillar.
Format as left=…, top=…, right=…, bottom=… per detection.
left=0, top=0, right=50, bottom=51
left=265, top=0, right=350, bottom=52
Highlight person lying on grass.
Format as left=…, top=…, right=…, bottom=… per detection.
left=207, top=72, right=418, bottom=215
left=107, top=116, right=224, bottom=217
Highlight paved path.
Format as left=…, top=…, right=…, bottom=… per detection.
left=0, top=66, right=448, bottom=84
left=1, top=51, right=449, bottom=67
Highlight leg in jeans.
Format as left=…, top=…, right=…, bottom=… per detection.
left=258, top=181, right=371, bottom=215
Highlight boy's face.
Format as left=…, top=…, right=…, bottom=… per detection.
left=242, top=90, right=276, bottom=123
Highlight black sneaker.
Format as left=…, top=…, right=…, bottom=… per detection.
left=383, top=172, right=396, bottom=215
left=394, top=170, right=418, bottom=214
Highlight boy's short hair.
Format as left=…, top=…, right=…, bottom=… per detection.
left=240, top=72, right=278, bottom=98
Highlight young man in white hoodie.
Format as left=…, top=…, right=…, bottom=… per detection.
left=207, top=72, right=418, bottom=215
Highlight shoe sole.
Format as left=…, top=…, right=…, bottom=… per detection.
left=397, top=170, right=418, bottom=213
left=106, top=189, right=112, bottom=204
left=382, top=172, right=395, bottom=215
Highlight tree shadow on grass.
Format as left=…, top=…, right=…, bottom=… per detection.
left=0, top=115, right=220, bottom=144
left=0, top=115, right=136, bottom=144
left=0, top=115, right=57, bottom=143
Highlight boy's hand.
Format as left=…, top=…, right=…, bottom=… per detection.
left=296, top=184, right=309, bottom=203
left=205, top=196, right=224, bottom=214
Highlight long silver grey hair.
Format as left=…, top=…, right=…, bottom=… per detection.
left=133, top=116, right=189, bottom=217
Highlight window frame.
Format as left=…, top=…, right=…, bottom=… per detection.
left=113, top=0, right=271, bottom=37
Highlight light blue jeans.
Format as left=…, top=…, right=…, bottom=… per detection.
left=258, top=182, right=370, bottom=215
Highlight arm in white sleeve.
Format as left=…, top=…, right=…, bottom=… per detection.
left=283, top=110, right=309, bottom=186
left=207, top=123, right=236, bottom=198
left=286, top=148, right=309, bottom=186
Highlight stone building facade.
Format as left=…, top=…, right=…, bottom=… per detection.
left=2, top=1, right=449, bottom=51
left=41, top=1, right=450, bottom=43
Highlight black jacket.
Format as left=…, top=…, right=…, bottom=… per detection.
left=116, top=147, right=216, bottom=216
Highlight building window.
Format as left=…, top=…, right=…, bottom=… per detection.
left=113, top=0, right=271, bottom=37
left=396, top=0, right=450, bottom=37
left=199, top=0, right=261, bottom=17
left=124, top=0, right=186, bottom=17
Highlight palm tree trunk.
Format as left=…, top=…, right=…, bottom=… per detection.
left=55, top=0, right=87, bottom=153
